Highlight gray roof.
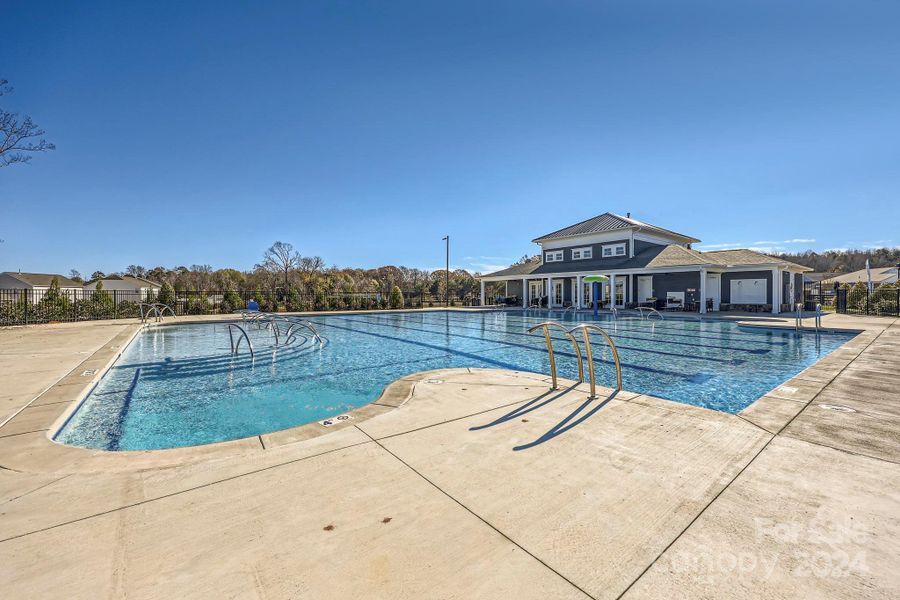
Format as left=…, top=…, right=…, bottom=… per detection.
left=532, top=212, right=700, bottom=244
left=702, top=249, right=812, bottom=272
left=84, top=275, right=161, bottom=288
left=481, top=245, right=812, bottom=278
left=478, top=257, right=543, bottom=278
left=820, top=267, right=898, bottom=285
left=1, top=272, right=82, bottom=287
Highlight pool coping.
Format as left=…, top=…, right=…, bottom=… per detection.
left=0, top=312, right=883, bottom=474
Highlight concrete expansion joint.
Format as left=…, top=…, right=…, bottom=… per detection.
left=352, top=425, right=598, bottom=600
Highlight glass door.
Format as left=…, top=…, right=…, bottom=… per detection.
left=552, top=280, right=564, bottom=307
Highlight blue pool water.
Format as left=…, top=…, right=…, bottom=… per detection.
left=55, top=310, right=856, bottom=450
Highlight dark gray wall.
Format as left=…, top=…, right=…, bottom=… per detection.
left=505, top=280, right=523, bottom=298
left=638, top=272, right=702, bottom=305
left=533, top=238, right=671, bottom=275
left=721, top=271, right=773, bottom=304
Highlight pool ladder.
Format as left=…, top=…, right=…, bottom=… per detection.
left=794, top=303, right=823, bottom=332
left=140, top=302, right=176, bottom=323
left=237, top=313, right=326, bottom=347
left=527, top=320, right=623, bottom=399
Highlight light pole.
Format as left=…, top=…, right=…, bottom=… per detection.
left=442, top=235, right=450, bottom=307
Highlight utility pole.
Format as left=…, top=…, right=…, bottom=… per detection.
left=442, top=235, right=450, bottom=307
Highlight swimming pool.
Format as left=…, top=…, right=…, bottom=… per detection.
left=55, top=310, right=856, bottom=450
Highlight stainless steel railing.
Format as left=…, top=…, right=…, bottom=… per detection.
left=633, top=306, right=664, bottom=320
left=226, top=323, right=254, bottom=358
left=568, top=323, right=623, bottom=397
left=140, top=302, right=176, bottom=323
left=815, top=303, right=822, bottom=331
left=527, top=320, right=622, bottom=398
left=285, top=319, right=325, bottom=347
left=526, top=321, right=584, bottom=390
left=795, top=303, right=803, bottom=331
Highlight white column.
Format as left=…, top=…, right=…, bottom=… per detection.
left=699, top=268, right=707, bottom=314
left=610, top=273, right=617, bottom=307
left=547, top=277, right=552, bottom=307
left=576, top=275, right=582, bottom=309
left=480, top=280, right=485, bottom=307
left=771, top=268, right=781, bottom=314
left=522, top=278, right=528, bottom=308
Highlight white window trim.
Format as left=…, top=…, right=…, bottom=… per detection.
left=545, top=250, right=564, bottom=263
left=571, top=246, right=593, bottom=260
left=601, top=243, right=626, bottom=258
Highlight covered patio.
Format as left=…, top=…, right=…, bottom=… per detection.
left=479, top=264, right=801, bottom=315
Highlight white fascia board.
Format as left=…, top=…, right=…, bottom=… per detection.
left=633, top=232, right=688, bottom=246
left=538, top=229, right=633, bottom=250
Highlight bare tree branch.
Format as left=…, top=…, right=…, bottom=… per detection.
left=0, top=78, right=55, bottom=168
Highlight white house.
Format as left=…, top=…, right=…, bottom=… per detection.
left=0, top=272, right=85, bottom=302
left=83, top=275, right=162, bottom=302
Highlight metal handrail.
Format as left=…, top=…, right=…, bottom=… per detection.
left=139, top=302, right=152, bottom=322
left=226, top=323, right=254, bottom=358
left=795, top=303, right=803, bottom=331
left=141, top=304, right=160, bottom=323
left=815, top=303, right=822, bottom=331
left=154, top=303, right=175, bottom=318
left=285, top=320, right=325, bottom=347
left=610, top=307, right=618, bottom=320
left=261, top=318, right=280, bottom=345
left=633, top=306, right=664, bottom=320
left=526, top=321, right=584, bottom=390
left=568, top=324, right=623, bottom=398
left=141, top=302, right=175, bottom=323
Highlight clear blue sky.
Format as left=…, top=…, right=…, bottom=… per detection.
left=2, top=0, right=899, bottom=275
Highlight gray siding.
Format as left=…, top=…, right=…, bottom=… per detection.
left=505, top=280, right=523, bottom=298
left=532, top=238, right=668, bottom=275
left=721, top=271, right=773, bottom=304
left=637, top=272, right=702, bottom=305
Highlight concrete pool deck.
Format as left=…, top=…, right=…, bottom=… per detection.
left=0, top=311, right=898, bottom=598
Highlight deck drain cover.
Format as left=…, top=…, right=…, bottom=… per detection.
left=319, top=414, right=353, bottom=427
left=81, top=369, right=98, bottom=377
left=777, top=386, right=797, bottom=395
left=423, top=379, right=444, bottom=384
left=819, top=404, right=857, bottom=413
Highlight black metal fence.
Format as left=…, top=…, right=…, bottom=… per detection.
left=805, top=282, right=899, bottom=317
left=0, top=288, right=482, bottom=326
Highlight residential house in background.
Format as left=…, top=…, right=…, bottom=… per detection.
left=82, top=275, right=162, bottom=302
left=478, top=212, right=810, bottom=314
left=820, top=267, right=898, bottom=287
left=0, top=272, right=84, bottom=303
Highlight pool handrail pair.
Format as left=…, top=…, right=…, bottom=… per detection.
left=140, top=302, right=176, bottom=323
left=795, top=303, right=823, bottom=332
left=526, top=320, right=622, bottom=399
left=237, top=312, right=326, bottom=347
left=632, top=306, right=664, bottom=321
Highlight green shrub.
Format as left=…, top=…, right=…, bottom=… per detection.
left=185, top=295, right=212, bottom=315
left=389, top=286, right=404, bottom=309
left=157, top=282, right=176, bottom=307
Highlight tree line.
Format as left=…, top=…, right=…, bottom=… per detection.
left=775, top=248, right=900, bottom=273
left=68, top=241, right=482, bottom=300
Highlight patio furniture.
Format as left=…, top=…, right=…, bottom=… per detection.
left=665, top=292, right=685, bottom=311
